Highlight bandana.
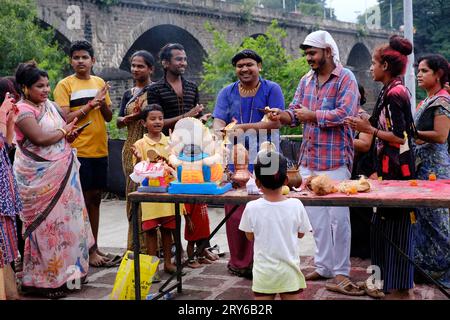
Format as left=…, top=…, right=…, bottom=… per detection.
left=300, top=30, right=340, bottom=65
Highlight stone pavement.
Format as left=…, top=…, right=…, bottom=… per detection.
left=18, top=199, right=448, bottom=300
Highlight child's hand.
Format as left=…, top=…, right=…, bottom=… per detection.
left=131, top=145, right=142, bottom=162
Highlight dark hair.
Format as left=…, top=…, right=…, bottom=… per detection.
left=373, top=35, right=412, bottom=77
left=231, top=49, right=263, bottom=66
left=159, top=43, right=185, bottom=64
left=254, top=151, right=287, bottom=190
left=358, top=84, right=366, bottom=106
left=140, top=104, right=164, bottom=120
left=70, top=40, right=94, bottom=58
left=0, top=77, right=20, bottom=104
left=130, top=50, right=155, bottom=68
left=417, top=54, right=449, bottom=88
left=15, top=61, right=49, bottom=92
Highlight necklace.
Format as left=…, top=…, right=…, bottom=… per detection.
left=238, top=81, right=261, bottom=96
left=23, top=99, right=44, bottom=110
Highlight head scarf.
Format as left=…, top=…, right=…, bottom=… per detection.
left=300, top=30, right=340, bottom=65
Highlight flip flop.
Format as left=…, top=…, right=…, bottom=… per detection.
left=356, top=281, right=385, bottom=299
left=325, top=278, right=365, bottom=296
left=103, top=253, right=123, bottom=267
left=207, top=245, right=226, bottom=257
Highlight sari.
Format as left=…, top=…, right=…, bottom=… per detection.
left=119, top=86, right=150, bottom=252
left=14, top=100, right=94, bottom=289
left=413, top=89, right=450, bottom=288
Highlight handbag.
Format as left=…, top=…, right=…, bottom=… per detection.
left=110, top=251, right=159, bottom=300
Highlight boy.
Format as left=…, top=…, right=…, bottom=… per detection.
left=53, top=40, right=114, bottom=267
left=239, top=151, right=312, bottom=300
left=131, top=104, right=177, bottom=274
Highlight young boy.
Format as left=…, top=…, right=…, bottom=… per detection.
left=53, top=40, right=114, bottom=267
left=239, top=151, right=312, bottom=300
left=131, top=104, right=177, bottom=274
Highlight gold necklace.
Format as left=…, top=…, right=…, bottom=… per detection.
left=239, top=81, right=261, bottom=96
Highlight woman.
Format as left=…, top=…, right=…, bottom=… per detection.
left=212, top=49, right=284, bottom=279
left=116, top=50, right=155, bottom=252
left=347, top=36, right=416, bottom=298
left=0, top=81, right=22, bottom=299
left=413, top=54, right=450, bottom=288
left=13, top=62, right=94, bottom=299
left=349, top=84, right=374, bottom=259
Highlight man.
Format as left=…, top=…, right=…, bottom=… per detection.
left=147, top=43, right=207, bottom=133
left=272, top=30, right=362, bottom=295
left=54, top=40, right=117, bottom=268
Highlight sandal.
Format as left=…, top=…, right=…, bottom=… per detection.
left=227, top=265, right=253, bottom=280
left=207, top=245, right=225, bottom=257
left=198, top=256, right=213, bottom=264
left=325, top=278, right=365, bottom=296
left=187, top=258, right=202, bottom=269
left=356, top=281, right=385, bottom=299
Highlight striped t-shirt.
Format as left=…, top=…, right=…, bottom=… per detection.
left=53, top=75, right=111, bottom=158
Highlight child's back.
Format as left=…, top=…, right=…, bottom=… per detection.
left=240, top=197, right=311, bottom=295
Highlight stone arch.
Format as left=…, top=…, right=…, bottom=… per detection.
left=347, top=43, right=371, bottom=72
left=38, top=20, right=72, bottom=56
left=118, top=20, right=208, bottom=83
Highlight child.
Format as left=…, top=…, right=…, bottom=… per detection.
left=0, top=86, right=22, bottom=300
left=131, top=104, right=177, bottom=274
left=184, top=203, right=218, bottom=268
left=53, top=40, right=114, bottom=268
left=239, top=151, right=312, bottom=300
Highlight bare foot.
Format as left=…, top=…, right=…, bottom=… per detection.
left=203, top=249, right=219, bottom=261
left=164, top=263, right=177, bottom=274
left=89, top=251, right=109, bottom=267
left=187, top=259, right=202, bottom=269
left=385, top=289, right=414, bottom=300
left=198, top=257, right=213, bottom=264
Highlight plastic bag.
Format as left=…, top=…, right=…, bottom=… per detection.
left=110, top=251, right=159, bottom=300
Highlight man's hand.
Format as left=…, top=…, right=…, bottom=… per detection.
left=185, top=104, right=204, bottom=118
left=294, top=106, right=316, bottom=123
left=91, top=82, right=111, bottom=109
left=345, top=116, right=373, bottom=134
left=267, top=108, right=282, bottom=122
left=199, top=112, right=211, bottom=123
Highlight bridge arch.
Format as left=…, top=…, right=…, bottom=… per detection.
left=119, top=24, right=206, bottom=83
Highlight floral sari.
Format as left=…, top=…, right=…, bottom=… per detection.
left=14, top=100, right=94, bottom=289
left=413, top=89, right=450, bottom=288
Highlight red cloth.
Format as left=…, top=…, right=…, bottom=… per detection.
left=142, top=216, right=176, bottom=231
left=184, top=204, right=210, bottom=242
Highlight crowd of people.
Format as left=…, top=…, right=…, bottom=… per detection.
left=0, top=28, right=449, bottom=300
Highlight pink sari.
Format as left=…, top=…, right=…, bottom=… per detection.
left=14, top=100, right=94, bottom=289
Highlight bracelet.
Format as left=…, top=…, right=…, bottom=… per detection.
left=57, top=128, right=67, bottom=136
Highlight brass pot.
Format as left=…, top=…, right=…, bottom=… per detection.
left=287, top=169, right=302, bottom=189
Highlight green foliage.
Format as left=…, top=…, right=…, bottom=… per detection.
left=378, top=0, right=450, bottom=60
left=200, top=20, right=309, bottom=136
left=107, top=111, right=127, bottom=140
left=0, top=0, right=67, bottom=93
left=94, top=0, right=119, bottom=7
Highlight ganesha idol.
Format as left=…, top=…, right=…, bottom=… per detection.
left=167, top=117, right=232, bottom=195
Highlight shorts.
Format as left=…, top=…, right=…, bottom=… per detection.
left=78, top=157, right=108, bottom=191
left=142, top=216, right=176, bottom=231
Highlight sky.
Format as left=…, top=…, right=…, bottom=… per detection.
left=327, top=0, right=380, bottom=23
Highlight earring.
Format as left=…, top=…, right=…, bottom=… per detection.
left=259, top=69, right=262, bottom=72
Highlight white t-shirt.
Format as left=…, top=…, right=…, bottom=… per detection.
left=239, top=197, right=312, bottom=294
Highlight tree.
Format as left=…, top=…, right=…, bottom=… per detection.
left=0, top=0, right=67, bottom=91
left=200, top=20, right=310, bottom=136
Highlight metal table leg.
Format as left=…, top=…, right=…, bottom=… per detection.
left=132, top=201, right=141, bottom=300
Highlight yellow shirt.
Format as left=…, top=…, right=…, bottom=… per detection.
left=133, top=133, right=182, bottom=221
left=53, top=75, right=112, bottom=158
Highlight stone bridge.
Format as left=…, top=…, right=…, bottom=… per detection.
left=37, top=0, right=391, bottom=108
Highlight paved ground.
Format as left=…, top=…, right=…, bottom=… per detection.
left=19, top=199, right=448, bottom=300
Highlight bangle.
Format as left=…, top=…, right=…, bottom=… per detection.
left=80, top=108, right=87, bottom=116
left=374, top=128, right=379, bottom=137
left=57, top=128, right=67, bottom=136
